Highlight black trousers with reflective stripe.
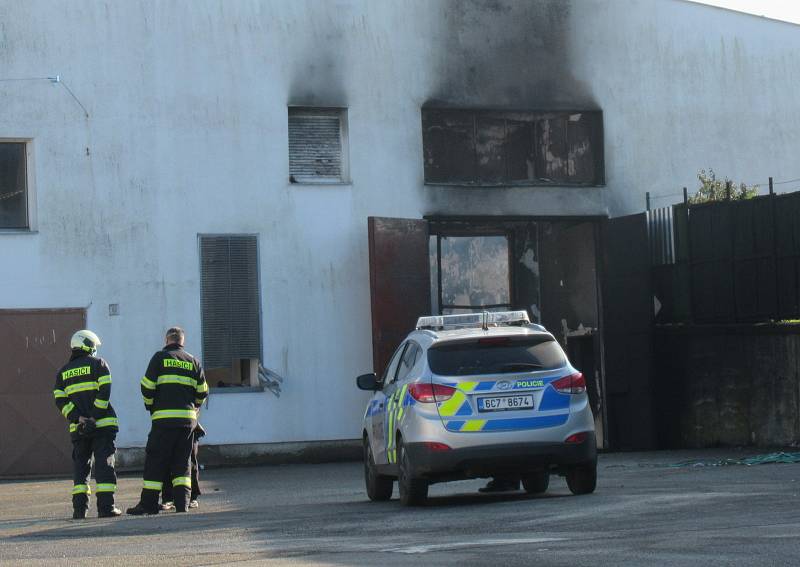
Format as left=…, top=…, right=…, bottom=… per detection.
left=140, top=427, right=193, bottom=511
left=72, top=432, right=117, bottom=511
left=161, top=432, right=200, bottom=503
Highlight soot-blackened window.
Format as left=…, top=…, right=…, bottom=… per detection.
left=0, top=142, right=29, bottom=229
left=422, top=110, right=603, bottom=186
left=288, top=107, right=349, bottom=184
left=200, top=235, right=262, bottom=389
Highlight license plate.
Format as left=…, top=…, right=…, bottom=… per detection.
left=477, top=395, right=534, bottom=412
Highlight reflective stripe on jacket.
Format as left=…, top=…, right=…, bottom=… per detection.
left=54, top=352, right=118, bottom=438
left=141, top=344, right=207, bottom=428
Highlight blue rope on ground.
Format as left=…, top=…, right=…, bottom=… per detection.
left=670, top=452, right=800, bottom=468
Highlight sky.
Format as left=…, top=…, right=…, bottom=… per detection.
left=689, top=0, right=800, bottom=24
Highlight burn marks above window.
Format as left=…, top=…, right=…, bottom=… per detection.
left=288, top=107, right=349, bottom=184
left=422, top=110, right=603, bottom=187
left=0, top=142, right=29, bottom=229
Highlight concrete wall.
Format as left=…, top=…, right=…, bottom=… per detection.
left=654, top=326, right=800, bottom=448
left=2, top=0, right=800, bottom=450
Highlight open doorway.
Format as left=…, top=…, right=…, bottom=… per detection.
left=428, top=219, right=539, bottom=319
left=368, top=215, right=606, bottom=448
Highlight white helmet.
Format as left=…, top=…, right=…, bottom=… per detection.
left=70, top=330, right=102, bottom=354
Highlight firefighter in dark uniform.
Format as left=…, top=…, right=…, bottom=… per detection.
left=160, top=422, right=204, bottom=511
left=53, top=330, right=122, bottom=519
left=127, top=326, right=208, bottom=515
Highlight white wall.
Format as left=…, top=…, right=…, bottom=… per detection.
left=1, top=0, right=799, bottom=448
left=573, top=0, right=800, bottom=213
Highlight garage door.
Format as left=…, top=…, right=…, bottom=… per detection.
left=0, top=309, right=86, bottom=477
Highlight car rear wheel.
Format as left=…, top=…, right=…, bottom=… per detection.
left=521, top=471, right=550, bottom=494
left=364, top=436, right=393, bottom=501
left=397, top=438, right=428, bottom=506
left=566, top=461, right=597, bottom=495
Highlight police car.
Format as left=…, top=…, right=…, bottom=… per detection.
left=357, top=311, right=596, bottom=506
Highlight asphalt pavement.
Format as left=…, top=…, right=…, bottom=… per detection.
left=1, top=449, right=799, bottom=566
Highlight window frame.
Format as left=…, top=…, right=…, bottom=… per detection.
left=0, top=138, right=36, bottom=233
left=287, top=106, right=350, bottom=186
left=197, top=233, right=264, bottom=393
left=381, top=341, right=408, bottom=388
left=395, top=340, right=422, bottom=383
left=421, top=109, right=605, bottom=188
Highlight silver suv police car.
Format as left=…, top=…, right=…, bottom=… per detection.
left=357, top=311, right=596, bottom=506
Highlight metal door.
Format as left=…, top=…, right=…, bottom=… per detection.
left=367, top=217, right=431, bottom=375
left=0, top=309, right=86, bottom=477
left=601, top=214, right=656, bottom=450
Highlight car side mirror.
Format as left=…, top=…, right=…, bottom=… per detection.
left=357, top=372, right=379, bottom=391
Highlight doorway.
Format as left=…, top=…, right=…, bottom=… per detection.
left=0, top=308, right=85, bottom=477
left=428, top=219, right=540, bottom=319
left=368, top=215, right=606, bottom=448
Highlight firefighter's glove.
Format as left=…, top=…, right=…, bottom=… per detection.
left=77, top=418, right=96, bottom=437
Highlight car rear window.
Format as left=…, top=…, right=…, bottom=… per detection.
left=428, top=337, right=566, bottom=376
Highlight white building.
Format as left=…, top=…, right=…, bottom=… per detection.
left=2, top=0, right=800, bottom=475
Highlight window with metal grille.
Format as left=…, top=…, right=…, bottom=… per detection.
left=288, top=107, right=349, bottom=184
left=0, top=141, right=29, bottom=229
left=422, top=109, right=604, bottom=186
left=199, top=235, right=262, bottom=389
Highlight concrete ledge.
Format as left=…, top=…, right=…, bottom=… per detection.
left=116, top=439, right=362, bottom=472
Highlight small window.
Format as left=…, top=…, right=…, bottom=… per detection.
left=0, top=141, right=29, bottom=229
left=436, top=235, right=511, bottom=314
left=395, top=342, right=421, bottom=383
left=288, top=107, right=349, bottom=184
left=422, top=109, right=603, bottom=186
left=199, top=235, right=262, bottom=389
left=382, top=342, right=407, bottom=386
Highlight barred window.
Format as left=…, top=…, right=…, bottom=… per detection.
left=288, top=107, right=349, bottom=184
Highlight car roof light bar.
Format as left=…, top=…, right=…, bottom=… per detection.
left=416, top=310, right=531, bottom=331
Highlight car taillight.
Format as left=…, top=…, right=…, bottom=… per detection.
left=552, top=372, right=586, bottom=394
left=423, top=442, right=451, bottom=452
left=565, top=432, right=588, bottom=444
left=408, top=383, right=456, bottom=403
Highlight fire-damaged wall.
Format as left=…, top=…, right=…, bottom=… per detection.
left=3, top=0, right=800, bottom=460
left=423, top=0, right=605, bottom=217
left=654, top=326, right=800, bottom=448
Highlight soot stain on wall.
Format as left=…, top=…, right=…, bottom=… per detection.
left=422, top=0, right=603, bottom=217
left=427, top=0, right=596, bottom=110
left=286, top=27, right=349, bottom=107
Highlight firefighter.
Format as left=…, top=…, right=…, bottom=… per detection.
left=127, top=326, right=208, bottom=515
left=53, top=330, right=121, bottom=519
left=160, top=422, right=204, bottom=511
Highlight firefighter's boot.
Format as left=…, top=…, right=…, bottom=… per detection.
left=72, top=492, right=89, bottom=520
left=98, top=505, right=122, bottom=518
left=97, top=492, right=121, bottom=518
left=126, top=502, right=159, bottom=516
left=126, top=490, right=159, bottom=516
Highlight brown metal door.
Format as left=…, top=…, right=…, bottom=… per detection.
left=0, top=309, right=85, bottom=477
left=368, top=217, right=431, bottom=375
left=601, top=214, right=656, bottom=450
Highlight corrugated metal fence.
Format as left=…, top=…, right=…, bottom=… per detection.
left=647, top=206, right=676, bottom=266
left=648, top=191, right=800, bottom=324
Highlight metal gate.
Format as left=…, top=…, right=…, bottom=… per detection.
left=601, top=214, right=656, bottom=450
left=368, top=217, right=432, bottom=375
